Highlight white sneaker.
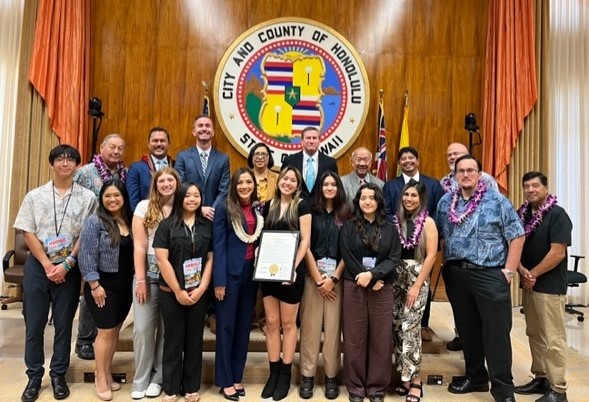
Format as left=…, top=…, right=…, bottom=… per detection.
left=146, top=383, right=163, bottom=398
left=131, top=390, right=146, bottom=399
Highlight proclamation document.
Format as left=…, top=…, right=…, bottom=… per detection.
left=253, top=230, right=300, bottom=282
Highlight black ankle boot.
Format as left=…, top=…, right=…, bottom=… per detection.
left=272, top=361, right=292, bottom=400
left=261, top=359, right=281, bottom=398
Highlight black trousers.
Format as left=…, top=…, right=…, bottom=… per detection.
left=23, top=255, right=81, bottom=380
left=159, top=289, right=207, bottom=395
left=443, top=263, right=514, bottom=399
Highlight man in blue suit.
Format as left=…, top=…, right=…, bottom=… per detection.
left=383, top=146, right=443, bottom=342
left=126, top=126, right=174, bottom=211
left=282, top=126, right=338, bottom=199
left=175, top=114, right=230, bottom=221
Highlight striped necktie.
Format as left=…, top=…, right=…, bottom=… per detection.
left=200, top=152, right=208, bottom=176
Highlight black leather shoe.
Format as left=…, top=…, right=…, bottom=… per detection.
left=448, top=378, right=489, bottom=394
left=324, top=376, right=339, bottom=400
left=348, top=393, right=364, bottom=402
left=446, top=336, right=463, bottom=351
left=235, top=387, right=245, bottom=397
left=496, top=398, right=516, bottom=402
left=51, top=376, right=70, bottom=400
left=21, top=378, right=42, bottom=402
left=368, top=394, right=385, bottom=402
left=536, top=389, right=568, bottom=402
left=299, top=376, right=314, bottom=399
left=514, top=377, right=550, bottom=395
left=75, top=343, right=95, bottom=360
left=219, top=388, right=239, bottom=401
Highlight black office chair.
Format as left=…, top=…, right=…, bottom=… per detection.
left=565, top=255, right=586, bottom=322
left=2, top=231, right=28, bottom=310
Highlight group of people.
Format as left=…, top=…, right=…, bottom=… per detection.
left=14, top=115, right=572, bottom=402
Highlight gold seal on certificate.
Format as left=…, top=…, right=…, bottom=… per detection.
left=254, top=230, right=300, bottom=282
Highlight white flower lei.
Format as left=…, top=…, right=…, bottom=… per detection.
left=232, top=209, right=264, bottom=243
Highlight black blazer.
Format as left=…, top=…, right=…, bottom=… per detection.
left=383, top=173, right=444, bottom=221
left=282, top=151, right=338, bottom=199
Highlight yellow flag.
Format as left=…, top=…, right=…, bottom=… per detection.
left=397, top=105, right=409, bottom=175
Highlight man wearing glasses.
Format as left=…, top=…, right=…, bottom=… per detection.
left=436, top=155, right=525, bottom=402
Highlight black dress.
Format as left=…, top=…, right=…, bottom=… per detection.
left=84, top=235, right=133, bottom=329
left=260, top=200, right=310, bottom=304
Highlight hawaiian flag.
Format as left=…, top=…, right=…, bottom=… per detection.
left=376, top=98, right=387, bottom=181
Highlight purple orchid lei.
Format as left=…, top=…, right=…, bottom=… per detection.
left=393, top=209, right=429, bottom=249
left=93, top=154, right=126, bottom=183
left=441, top=173, right=454, bottom=194
left=517, top=194, right=557, bottom=237
left=448, top=179, right=487, bottom=225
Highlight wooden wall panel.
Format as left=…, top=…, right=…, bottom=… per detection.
left=90, top=0, right=489, bottom=180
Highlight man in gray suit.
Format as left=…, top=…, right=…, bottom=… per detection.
left=340, top=147, right=384, bottom=208
left=175, top=114, right=230, bottom=221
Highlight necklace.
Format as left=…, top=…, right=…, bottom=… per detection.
left=517, top=194, right=557, bottom=237
left=393, top=209, right=428, bottom=249
left=448, top=180, right=487, bottom=225
left=233, top=206, right=264, bottom=243
left=441, top=173, right=454, bottom=194
left=93, top=154, right=127, bottom=183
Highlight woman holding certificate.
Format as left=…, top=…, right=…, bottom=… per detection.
left=78, top=179, right=134, bottom=401
left=260, top=166, right=311, bottom=401
left=213, top=167, right=264, bottom=400
left=299, top=171, right=351, bottom=400
left=153, top=183, right=213, bottom=402
left=392, top=181, right=437, bottom=402
left=339, top=183, right=401, bottom=402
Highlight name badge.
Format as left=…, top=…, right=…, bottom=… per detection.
left=317, top=258, right=337, bottom=277
left=45, top=235, right=72, bottom=263
left=362, top=257, right=376, bottom=271
left=183, top=257, right=202, bottom=290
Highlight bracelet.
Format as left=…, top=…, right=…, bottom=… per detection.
left=62, top=261, right=72, bottom=272
left=135, top=280, right=146, bottom=285
left=65, top=256, right=77, bottom=268
left=90, top=283, right=101, bottom=291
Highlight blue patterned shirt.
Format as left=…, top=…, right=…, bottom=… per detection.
left=436, top=189, right=524, bottom=267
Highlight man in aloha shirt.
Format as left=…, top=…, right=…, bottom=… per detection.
left=436, top=155, right=524, bottom=402
left=73, top=133, right=127, bottom=360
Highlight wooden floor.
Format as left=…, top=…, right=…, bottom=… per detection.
left=0, top=301, right=587, bottom=401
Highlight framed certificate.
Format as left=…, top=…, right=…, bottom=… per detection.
left=253, top=230, right=300, bottom=282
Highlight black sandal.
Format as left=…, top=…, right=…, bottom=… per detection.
left=395, top=383, right=410, bottom=396
left=406, top=382, right=423, bottom=402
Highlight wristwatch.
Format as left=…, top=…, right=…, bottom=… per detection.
left=504, top=270, right=514, bottom=278
left=330, top=275, right=339, bottom=284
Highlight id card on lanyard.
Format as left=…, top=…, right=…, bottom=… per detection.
left=362, top=257, right=376, bottom=271
left=317, top=257, right=337, bottom=277
left=46, top=181, right=74, bottom=263
left=183, top=222, right=202, bottom=290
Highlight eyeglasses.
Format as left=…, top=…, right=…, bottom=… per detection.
left=456, top=168, right=479, bottom=175
left=54, top=156, right=77, bottom=164
left=253, top=152, right=269, bottom=159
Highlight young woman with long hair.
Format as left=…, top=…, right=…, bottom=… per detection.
left=299, top=171, right=351, bottom=400
left=79, top=179, right=134, bottom=401
left=260, top=166, right=311, bottom=401
left=131, top=167, right=180, bottom=399
left=392, top=181, right=438, bottom=402
left=339, top=183, right=401, bottom=402
left=153, top=183, right=213, bottom=402
left=213, top=167, right=264, bottom=400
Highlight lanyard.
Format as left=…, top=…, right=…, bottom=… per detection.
left=320, top=210, right=335, bottom=255
left=52, top=181, right=73, bottom=237
left=183, top=221, right=198, bottom=257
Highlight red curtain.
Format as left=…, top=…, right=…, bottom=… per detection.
left=482, top=0, right=537, bottom=193
left=28, top=0, right=91, bottom=160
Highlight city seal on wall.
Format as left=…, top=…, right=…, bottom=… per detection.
left=214, top=17, right=370, bottom=168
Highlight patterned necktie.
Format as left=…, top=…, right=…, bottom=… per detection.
left=200, top=152, right=208, bottom=176
left=306, top=156, right=315, bottom=190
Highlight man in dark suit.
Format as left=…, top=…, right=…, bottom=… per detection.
left=175, top=114, right=230, bottom=221
left=126, top=126, right=174, bottom=211
left=384, top=146, right=444, bottom=220
left=282, top=126, right=338, bottom=199
left=383, top=146, right=443, bottom=342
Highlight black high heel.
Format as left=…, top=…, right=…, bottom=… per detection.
left=219, top=387, right=239, bottom=401
left=235, top=387, right=246, bottom=397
